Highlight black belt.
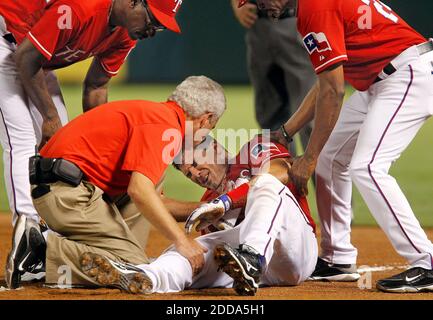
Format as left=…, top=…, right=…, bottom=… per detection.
left=374, top=41, right=433, bottom=83
left=2, top=33, right=16, bottom=45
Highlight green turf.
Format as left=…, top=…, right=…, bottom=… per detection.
left=1, top=84, right=432, bottom=227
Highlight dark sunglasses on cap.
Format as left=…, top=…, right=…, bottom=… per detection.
left=141, top=0, right=167, bottom=32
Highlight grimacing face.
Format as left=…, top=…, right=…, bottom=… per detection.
left=174, top=138, right=229, bottom=190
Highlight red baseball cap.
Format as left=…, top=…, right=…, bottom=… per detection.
left=147, top=0, right=183, bottom=33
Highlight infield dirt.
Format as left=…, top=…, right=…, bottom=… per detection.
left=0, top=214, right=432, bottom=300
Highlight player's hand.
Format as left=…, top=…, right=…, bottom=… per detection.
left=39, top=117, right=62, bottom=150
left=175, top=238, right=208, bottom=275
left=232, top=3, right=258, bottom=29
left=185, top=195, right=232, bottom=234
left=289, top=155, right=317, bottom=196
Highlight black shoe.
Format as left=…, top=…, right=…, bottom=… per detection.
left=309, top=257, right=360, bottom=282
left=5, top=215, right=47, bottom=289
left=376, top=267, right=433, bottom=293
left=80, top=252, right=153, bottom=294
left=214, top=243, right=265, bottom=296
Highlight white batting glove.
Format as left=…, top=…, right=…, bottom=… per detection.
left=185, top=194, right=232, bottom=234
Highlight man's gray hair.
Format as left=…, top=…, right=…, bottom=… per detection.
left=168, top=76, right=226, bottom=119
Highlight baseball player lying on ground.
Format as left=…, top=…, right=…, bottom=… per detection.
left=78, top=135, right=318, bottom=296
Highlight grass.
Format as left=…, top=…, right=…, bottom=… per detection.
left=1, top=83, right=432, bottom=227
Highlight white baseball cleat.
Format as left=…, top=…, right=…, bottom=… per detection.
left=5, top=215, right=46, bottom=289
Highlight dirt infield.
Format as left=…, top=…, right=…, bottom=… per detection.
left=0, top=214, right=432, bottom=300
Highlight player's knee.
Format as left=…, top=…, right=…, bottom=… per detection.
left=349, top=159, right=388, bottom=184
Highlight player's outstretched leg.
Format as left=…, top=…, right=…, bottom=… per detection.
left=5, top=215, right=46, bottom=289
left=80, top=252, right=153, bottom=294
left=376, top=267, right=433, bottom=293
left=214, top=243, right=265, bottom=296
left=309, top=257, right=360, bottom=282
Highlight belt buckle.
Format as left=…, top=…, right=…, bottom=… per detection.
left=417, top=40, right=433, bottom=56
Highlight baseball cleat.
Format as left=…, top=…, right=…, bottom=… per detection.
left=308, top=257, right=360, bottom=282
left=214, top=243, right=265, bottom=296
left=5, top=215, right=47, bottom=289
left=80, top=252, right=153, bottom=294
left=376, top=267, right=433, bottom=293
left=21, top=269, right=46, bottom=283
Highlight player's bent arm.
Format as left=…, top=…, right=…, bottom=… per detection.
left=304, top=65, right=345, bottom=161
left=161, top=196, right=204, bottom=222
left=128, top=171, right=207, bottom=274
left=14, top=39, right=62, bottom=145
left=282, top=81, right=319, bottom=138
left=82, top=59, right=111, bottom=112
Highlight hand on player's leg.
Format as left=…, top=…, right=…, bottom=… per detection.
left=175, top=238, right=208, bottom=275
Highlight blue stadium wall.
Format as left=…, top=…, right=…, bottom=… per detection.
left=127, top=0, right=433, bottom=84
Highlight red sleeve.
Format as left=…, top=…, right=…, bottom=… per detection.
left=96, top=34, right=136, bottom=77
left=122, top=124, right=181, bottom=185
left=201, top=189, right=217, bottom=202
left=226, top=183, right=249, bottom=209
left=242, top=135, right=291, bottom=173
left=298, top=10, right=348, bottom=73
left=27, top=2, right=81, bottom=60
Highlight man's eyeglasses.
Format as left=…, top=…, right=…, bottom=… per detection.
left=141, top=0, right=166, bottom=32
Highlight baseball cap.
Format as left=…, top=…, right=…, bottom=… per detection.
left=146, top=0, right=183, bottom=33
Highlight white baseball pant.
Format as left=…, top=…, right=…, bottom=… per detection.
left=316, top=43, right=433, bottom=269
left=138, top=174, right=318, bottom=293
left=0, top=15, right=68, bottom=225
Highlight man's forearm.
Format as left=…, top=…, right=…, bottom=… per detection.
left=304, top=87, right=344, bottom=160
left=82, top=85, right=108, bottom=112
left=82, top=59, right=111, bottom=112
left=15, top=58, right=59, bottom=121
left=162, top=197, right=203, bottom=222
left=128, top=174, right=188, bottom=245
left=133, top=192, right=186, bottom=244
left=282, top=81, right=319, bottom=137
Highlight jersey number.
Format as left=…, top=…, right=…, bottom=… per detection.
left=361, top=0, right=399, bottom=23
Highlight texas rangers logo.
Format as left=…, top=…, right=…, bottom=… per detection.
left=303, top=32, right=332, bottom=54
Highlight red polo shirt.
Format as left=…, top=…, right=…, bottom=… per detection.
left=41, top=100, right=186, bottom=196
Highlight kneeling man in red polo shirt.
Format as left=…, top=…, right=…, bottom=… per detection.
left=5, top=75, right=227, bottom=291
